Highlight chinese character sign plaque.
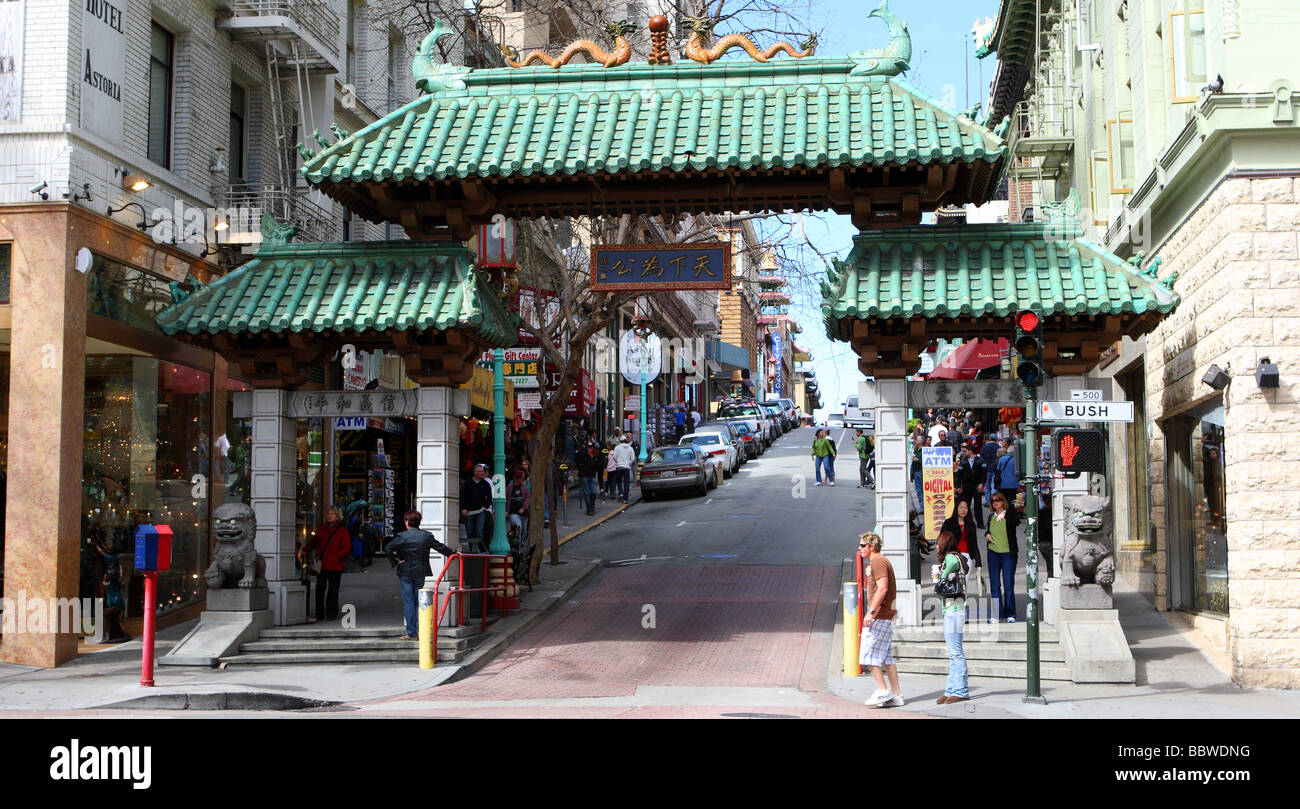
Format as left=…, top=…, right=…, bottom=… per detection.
left=591, top=243, right=732, bottom=292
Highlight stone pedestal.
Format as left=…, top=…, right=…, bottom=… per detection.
left=417, top=387, right=470, bottom=624
left=861, top=379, right=919, bottom=625
left=1059, top=608, right=1135, bottom=683
left=1060, top=582, right=1113, bottom=610
left=206, top=586, right=270, bottom=612
left=159, top=610, right=274, bottom=667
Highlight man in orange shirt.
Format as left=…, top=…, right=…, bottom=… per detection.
left=860, top=532, right=904, bottom=708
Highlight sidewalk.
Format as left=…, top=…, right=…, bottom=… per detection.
left=0, top=497, right=637, bottom=713
left=827, top=562, right=1300, bottom=719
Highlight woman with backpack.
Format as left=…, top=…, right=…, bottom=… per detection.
left=811, top=428, right=837, bottom=486
left=934, top=530, right=970, bottom=703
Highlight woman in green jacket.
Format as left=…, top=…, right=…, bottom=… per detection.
left=812, top=428, right=837, bottom=486
left=935, top=530, right=970, bottom=703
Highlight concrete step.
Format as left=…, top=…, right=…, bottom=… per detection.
left=894, top=641, right=1067, bottom=663
left=239, top=635, right=481, bottom=654
left=896, top=658, right=1073, bottom=681
left=220, top=648, right=463, bottom=666
left=259, top=625, right=482, bottom=640
left=894, top=623, right=1059, bottom=644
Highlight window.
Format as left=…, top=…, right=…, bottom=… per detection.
left=1107, top=117, right=1135, bottom=193
left=86, top=256, right=176, bottom=335
left=387, top=33, right=402, bottom=108
left=346, top=1, right=359, bottom=83
left=1090, top=153, right=1111, bottom=225
left=148, top=23, right=173, bottom=168
left=228, top=83, right=246, bottom=184
left=0, top=242, right=10, bottom=304
left=1168, top=0, right=1207, bottom=102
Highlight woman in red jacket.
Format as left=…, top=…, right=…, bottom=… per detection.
left=940, top=498, right=983, bottom=596
left=300, top=505, right=349, bottom=622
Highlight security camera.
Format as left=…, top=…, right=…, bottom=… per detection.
left=30, top=181, right=49, bottom=199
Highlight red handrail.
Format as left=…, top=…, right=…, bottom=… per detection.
left=429, top=552, right=511, bottom=663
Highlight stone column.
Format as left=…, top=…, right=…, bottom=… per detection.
left=415, top=386, right=470, bottom=623
left=1, top=211, right=84, bottom=667
left=862, top=379, right=920, bottom=625
left=247, top=389, right=305, bottom=624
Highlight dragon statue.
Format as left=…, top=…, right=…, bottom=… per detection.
left=1060, top=495, right=1116, bottom=590
left=848, top=1, right=912, bottom=77
left=682, top=16, right=816, bottom=64
left=413, top=18, right=471, bottom=94
left=503, top=21, right=635, bottom=68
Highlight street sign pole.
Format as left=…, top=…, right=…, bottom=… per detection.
left=490, top=348, right=509, bottom=554
left=1023, top=387, right=1046, bottom=704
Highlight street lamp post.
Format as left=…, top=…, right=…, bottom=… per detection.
left=489, top=346, right=509, bottom=554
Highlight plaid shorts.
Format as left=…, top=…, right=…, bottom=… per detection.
left=860, top=619, right=896, bottom=668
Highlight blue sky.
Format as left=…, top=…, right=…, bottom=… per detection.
left=778, top=0, right=1001, bottom=417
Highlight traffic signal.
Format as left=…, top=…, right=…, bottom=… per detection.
left=1054, top=429, right=1105, bottom=473
left=1014, top=309, right=1044, bottom=389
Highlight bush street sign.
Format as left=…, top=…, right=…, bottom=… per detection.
left=1039, top=400, right=1134, bottom=422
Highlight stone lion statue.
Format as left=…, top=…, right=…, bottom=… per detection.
left=1061, top=495, right=1115, bottom=588
left=204, top=502, right=267, bottom=590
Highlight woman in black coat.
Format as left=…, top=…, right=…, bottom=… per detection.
left=940, top=498, right=982, bottom=594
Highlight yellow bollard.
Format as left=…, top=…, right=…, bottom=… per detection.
left=418, top=587, right=435, bottom=669
left=843, top=582, right=861, bottom=677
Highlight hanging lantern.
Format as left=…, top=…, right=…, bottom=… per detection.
left=476, top=218, right=517, bottom=268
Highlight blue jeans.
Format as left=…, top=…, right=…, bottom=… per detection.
left=984, top=471, right=996, bottom=505
left=465, top=510, right=488, bottom=541
left=986, top=549, right=1017, bottom=620
left=580, top=476, right=599, bottom=511
left=913, top=468, right=923, bottom=506
left=814, top=454, right=835, bottom=482
left=614, top=468, right=630, bottom=501
left=399, top=578, right=420, bottom=637
left=944, top=609, right=968, bottom=697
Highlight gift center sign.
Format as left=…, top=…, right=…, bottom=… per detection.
left=921, top=446, right=954, bottom=542
left=477, top=347, right=541, bottom=388
left=81, top=0, right=126, bottom=144
left=591, top=242, right=731, bottom=291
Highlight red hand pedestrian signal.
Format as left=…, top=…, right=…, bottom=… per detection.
left=1060, top=435, right=1079, bottom=466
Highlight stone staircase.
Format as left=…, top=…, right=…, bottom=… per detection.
left=219, top=624, right=489, bottom=666
left=893, top=622, right=1073, bottom=681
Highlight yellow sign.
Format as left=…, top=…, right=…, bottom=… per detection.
left=921, top=446, right=955, bottom=541
left=462, top=366, right=515, bottom=418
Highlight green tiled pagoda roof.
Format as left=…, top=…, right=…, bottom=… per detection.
left=821, top=223, right=1180, bottom=336
left=301, top=60, right=1005, bottom=188
left=156, top=241, right=517, bottom=346
left=975, top=0, right=1038, bottom=63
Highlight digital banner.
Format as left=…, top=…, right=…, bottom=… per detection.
left=922, top=446, right=955, bottom=541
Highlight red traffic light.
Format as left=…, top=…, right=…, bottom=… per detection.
left=1016, top=310, right=1040, bottom=332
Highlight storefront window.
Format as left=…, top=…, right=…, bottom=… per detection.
left=86, top=256, right=175, bottom=335
left=295, top=419, right=325, bottom=554
left=0, top=243, right=11, bottom=304
left=82, top=357, right=211, bottom=617
left=1170, top=399, right=1228, bottom=615
left=222, top=380, right=253, bottom=503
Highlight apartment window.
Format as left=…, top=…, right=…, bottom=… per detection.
left=512, top=0, right=524, bottom=11
left=1168, top=0, right=1207, bottom=102
left=1090, top=153, right=1111, bottom=225
left=1107, top=117, right=1135, bottom=193
left=229, top=83, right=246, bottom=184
left=347, top=0, right=360, bottom=83
left=387, top=33, right=402, bottom=108
left=148, top=23, right=174, bottom=168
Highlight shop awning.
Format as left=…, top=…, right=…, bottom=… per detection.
left=928, top=338, right=1007, bottom=380
left=155, top=241, right=517, bottom=387
left=821, top=221, right=1181, bottom=376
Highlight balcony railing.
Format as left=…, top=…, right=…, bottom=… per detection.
left=214, top=184, right=339, bottom=246
left=219, top=0, right=342, bottom=66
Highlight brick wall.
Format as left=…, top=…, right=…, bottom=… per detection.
left=1142, top=174, right=1300, bottom=688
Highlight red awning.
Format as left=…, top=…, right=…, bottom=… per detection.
left=929, top=339, right=1008, bottom=380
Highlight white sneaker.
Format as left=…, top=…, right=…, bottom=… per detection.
left=813, top=481, right=823, bottom=486
left=885, top=694, right=905, bottom=708
left=865, top=688, right=893, bottom=707
left=829, top=481, right=836, bottom=486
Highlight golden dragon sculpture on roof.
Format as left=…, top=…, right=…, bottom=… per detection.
left=682, top=16, right=817, bottom=64
left=503, top=20, right=636, bottom=68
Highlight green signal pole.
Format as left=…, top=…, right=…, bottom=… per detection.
left=489, top=347, right=509, bottom=554
left=1022, top=386, right=1046, bottom=704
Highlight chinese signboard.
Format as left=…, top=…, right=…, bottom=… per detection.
left=287, top=390, right=418, bottom=419
left=591, top=242, right=732, bottom=291
left=921, top=446, right=955, bottom=542
left=80, top=0, right=125, bottom=144
left=478, top=347, right=541, bottom=388
left=908, top=380, right=1024, bottom=409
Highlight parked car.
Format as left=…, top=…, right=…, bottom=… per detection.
left=728, top=421, right=762, bottom=460
left=717, top=406, right=772, bottom=448
left=760, top=399, right=792, bottom=431
left=759, top=402, right=786, bottom=436
left=694, top=421, right=746, bottom=466
left=680, top=432, right=738, bottom=477
left=639, top=445, right=712, bottom=499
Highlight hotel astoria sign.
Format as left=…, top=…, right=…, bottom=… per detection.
left=80, top=0, right=126, bottom=143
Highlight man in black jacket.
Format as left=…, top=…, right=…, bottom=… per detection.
left=575, top=441, right=603, bottom=516
left=957, top=444, right=986, bottom=528
left=460, top=464, right=494, bottom=547
left=386, top=509, right=456, bottom=639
